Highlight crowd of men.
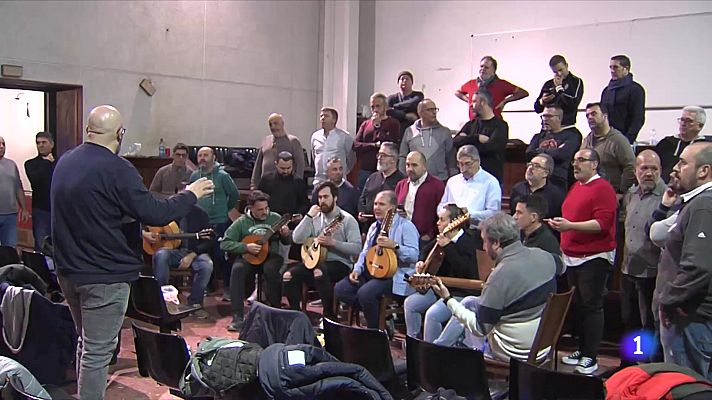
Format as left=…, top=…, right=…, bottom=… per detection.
left=0, top=52, right=710, bottom=398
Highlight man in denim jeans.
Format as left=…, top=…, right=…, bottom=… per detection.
left=51, top=105, right=214, bottom=399
left=659, top=142, right=712, bottom=380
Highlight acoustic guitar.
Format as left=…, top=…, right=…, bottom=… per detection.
left=405, top=273, right=485, bottom=295
left=241, top=213, right=295, bottom=265
left=301, top=214, right=344, bottom=269
left=143, top=222, right=215, bottom=255
left=365, top=207, right=399, bottom=279
left=421, top=211, right=471, bottom=275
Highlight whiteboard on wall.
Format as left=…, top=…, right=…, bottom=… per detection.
left=435, top=12, right=712, bottom=143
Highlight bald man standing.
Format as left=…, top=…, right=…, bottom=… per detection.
left=51, top=105, right=214, bottom=399
left=620, top=150, right=666, bottom=356
left=251, top=113, right=305, bottom=189
left=0, top=136, right=26, bottom=246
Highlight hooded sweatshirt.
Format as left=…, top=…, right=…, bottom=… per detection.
left=398, top=120, right=455, bottom=181
left=189, top=162, right=239, bottom=224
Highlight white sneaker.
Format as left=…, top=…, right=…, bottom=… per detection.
left=575, top=357, right=598, bottom=375
left=561, top=350, right=582, bottom=366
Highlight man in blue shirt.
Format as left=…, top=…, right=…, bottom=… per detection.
left=334, top=190, right=419, bottom=328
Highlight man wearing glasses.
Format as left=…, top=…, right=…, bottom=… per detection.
left=509, top=153, right=564, bottom=219
left=149, top=142, right=194, bottom=199
left=526, top=105, right=582, bottom=191
left=358, top=142, right=404, bottom=225
left=547, top=148, right=617, bottom=375
left=654, top=106, right=709, bottom=184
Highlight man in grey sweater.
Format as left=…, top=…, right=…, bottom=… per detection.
left=398, top=99, right=456, bottom=181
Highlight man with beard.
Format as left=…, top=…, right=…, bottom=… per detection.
left=395, top=151, right=444, bottom=242
left=655, top=106, right=709, bottom=183
left=526, top=105, right=582, bottom=190
left=387, top=71, right=424, bottom=135
left=334, top=190, right=419, bottom=329
left=24, top=131, right=55, bottom=249
left=251, top=113, right=305, bottom=189
left=189, top=147, right=239, bottom=301
left=600, top=55, right=646, bottom=144
left=619, top=150, right=665, bottom=360
left=657, top=142, right=712, bottom=379
left=548, top=148, right=618, bottom=374
left=311, top=157, right=359, bottom=218
left=149, top=142, right=193, bottom=199
left=454, top=90, right=509, bottom=183
left=283, top=181, right=361, bottom=320
left=456, top=56, right=529, bottom=120
left=258, top=151, right=309, bottom=217
left=509, top=153, right=564, bottom=220
left=358, top=142, right=404, bottom=224
left=51, top=105, right=215, bottom=398
left=581, top=103, right=636, bottom=196
left=534, top=55, right=584, bottom=125
left=220, top=190, right=292, bottom=331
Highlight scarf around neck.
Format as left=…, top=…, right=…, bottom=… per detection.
left=607, top=73, right=633, bottom=90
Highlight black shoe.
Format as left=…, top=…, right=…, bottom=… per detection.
left=227, top=315, right=244, bottom=332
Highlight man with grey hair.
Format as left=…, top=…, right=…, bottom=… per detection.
left=509, top=152, right=564, bottom=219
left=655, top=106, right=709, bottom=183
left=431, top=212, right=560, bottom=362
left=438, top=145, right=501, bottom=225
left=358, top=142, right=404, bottom=223
left=658, top=142, right=712, bottom=379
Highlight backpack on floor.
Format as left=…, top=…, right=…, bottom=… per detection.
left=179, top=336, right=263, bottom=398
left=605, top=363, right=712, bottom=399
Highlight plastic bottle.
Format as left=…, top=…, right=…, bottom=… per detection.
left=158, top=138, right=166, bottom=157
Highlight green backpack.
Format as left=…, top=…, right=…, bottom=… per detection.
left=179, top=337, right=263, bottom=398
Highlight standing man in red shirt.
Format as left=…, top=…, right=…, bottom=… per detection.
left=455, top=56, right=529, bottom=121
left=547, top=148, right=617, bottom=375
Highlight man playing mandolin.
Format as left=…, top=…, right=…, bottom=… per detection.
left=220, top=190, right=291, bottom=331
left=404, top=205, right=479, bottom=342
left=284, top=181, right=361, bottom=320
left=334, top=190, right=419, bottom=329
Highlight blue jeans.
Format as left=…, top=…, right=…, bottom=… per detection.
left=153, top=248, right=213, bottom=306
left=0, top=213, right=17, bottom=247
left=58, top=277, right=130, bottom=400
left=334, top=273, right=393, bottom=329
left=404, top=290, right=455, bottom=341
left=32, top=208, right=51, bottom=251
left=434, top=296, right=487, bottom=352
left=660, top=309, right=712, bottom=380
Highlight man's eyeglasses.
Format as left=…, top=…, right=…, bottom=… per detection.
left=174, top=152, right=188, bottom=158
left=526, top=162, right=546, bottom=170
left=571, top=158, right=594, bottom=165
left=457, top=160, right=477, bottom=167
left=424, top=107, right=439, bottom=113
left=540, top=114, right=558, bottom=120
left=678, top=117, right=697, bottom=125
left=376, top=153, right=394, bottom=159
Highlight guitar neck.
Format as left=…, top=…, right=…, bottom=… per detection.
left=159, top=233, right=200, bottom=240
left=439, top=277, right=484, bottom=291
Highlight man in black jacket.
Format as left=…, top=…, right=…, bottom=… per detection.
left=386, top=70, right=424, bottom=135
left=534, top=55, right=584, bottom=126
left=24, top=131, right=55, bottom=250
left=51, top=105, right=214, bottom=399
left=600, top=55, right=646, bottom=144
left=148, top=205, right=213, bottom=318
left=513, top=194, right=561, bottom=256
left=258, top=151, right=309, bottom=217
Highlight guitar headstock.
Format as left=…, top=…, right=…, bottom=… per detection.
left=442, top=211, right=470, bottom=235
left=406, top=273, right=437, bottom=294
left=381, top=207, right=396, bottom=236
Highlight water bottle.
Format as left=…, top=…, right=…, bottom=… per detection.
left=158, top=138, right=166, bottom=157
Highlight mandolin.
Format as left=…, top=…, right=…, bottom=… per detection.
left=241, top=213, right=296, bottom=265
left=365, top=207, right=399, bottom=279
left=143, top=222, right=215, bottom=255
left=301, top=214, right=344, bottom=269
left=405, top=272, right=484, bottom=295
left=420, top=212, right=471, bottom=275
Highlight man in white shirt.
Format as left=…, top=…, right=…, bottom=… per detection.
left=311, top=107, right=355, bottom=186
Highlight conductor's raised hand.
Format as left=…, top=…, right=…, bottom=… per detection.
left=186, top=177, right=214, bottom=199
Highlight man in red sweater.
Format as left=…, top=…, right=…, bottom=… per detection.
left=547, top=148, right=617, bottom=375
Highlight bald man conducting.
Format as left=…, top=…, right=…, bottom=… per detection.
left=250, top=113, right=305, bottom=189
left=51, top=105, right=214, bottom=399
left=620, top=150, right=666, bottom=361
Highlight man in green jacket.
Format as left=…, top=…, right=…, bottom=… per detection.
left=220, top=190, right=291, bottom=331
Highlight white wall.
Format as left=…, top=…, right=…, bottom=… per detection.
left=373, top=1, right=712, bottom=143
left=0, top=89, right=45, bottom=192
left=0, top=1, right=322, bottom=155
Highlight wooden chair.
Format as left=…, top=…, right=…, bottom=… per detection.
left=476, top=249, right=495, bottom=281
left=129, top=275, right=200, bottom=333
left=508, top=358, right=605, bottom=400
left=345, top=294, right=403, bottom=331
left=406, top=334, right=492, bottom=400
left=487, top=287, right=576, bottom=376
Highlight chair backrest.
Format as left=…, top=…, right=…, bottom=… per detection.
left=476, top=249, right=494, bottom=281
left=323, top=317, right=397, bottom=384
left=131, top=275, right=169, bottom=319
left=528, top=286, right=575, bottom=364
left=131, top=322, right=190, bottom=389
left=406, top=335, right=491, bottom=400
left=20, top=250, right=57, bottom=290
left=0, top=246, right=20, bottom=267
left=509, top=358, right=604, bottom=400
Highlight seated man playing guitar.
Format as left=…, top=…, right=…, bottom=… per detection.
left=404, top=204, right=479, bottom=342
left=220, top=190, right=291, bottom=331
left=284, top=181, right=361, bottom=320
left=334, top=190, right=419, bottom=329
left=145, top=205, right=214, bottom=319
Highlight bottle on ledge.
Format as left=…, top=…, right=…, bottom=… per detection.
left=158, top=138, right=166, bottom=158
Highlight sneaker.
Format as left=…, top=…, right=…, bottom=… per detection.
left=575, top=357, right=598, bottom=375
left=227, top=315, right=244, bottom=332
left=561, top=350, right=582, bottom=365
left=191, top=308, right=209, bottom=319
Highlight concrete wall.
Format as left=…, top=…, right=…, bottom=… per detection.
left=0, top=1, right=322, bottom=155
